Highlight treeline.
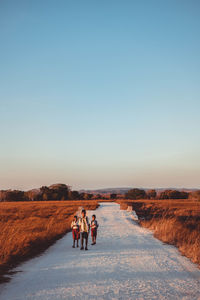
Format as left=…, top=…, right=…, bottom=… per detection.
left=0, top=185, right=199, bottom=202
left=125, top=188, right=200, bottom=200
left=0, top=184, right=94, bottom=202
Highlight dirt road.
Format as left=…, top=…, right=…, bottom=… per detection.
left=0, top=202, right=200, bottom=299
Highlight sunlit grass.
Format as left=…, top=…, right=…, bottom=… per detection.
left=118, top=199, right=200, bottom=266
left=0, top=200, right=99, bottom=281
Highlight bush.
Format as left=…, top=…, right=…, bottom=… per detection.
left=159, top=190, right=189, bottom=199
left=125, top=188, right=146, bottom=200
left=146, top=189, right=157, bottom=199
left=0, top=190, right=28, bottom=202
left=189, top=190, right=200, bottom=201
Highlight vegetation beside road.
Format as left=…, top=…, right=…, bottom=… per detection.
left=118, top=199, right=200, bottom=267
left=0, top=200, right=99, bottom=283
left=1, top=183, right=199, bottom=283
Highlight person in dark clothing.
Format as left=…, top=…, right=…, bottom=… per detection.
left=90, top=214, right=99, bottom=245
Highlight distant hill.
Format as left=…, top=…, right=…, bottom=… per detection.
left=79, top=187, right=198, bottom=195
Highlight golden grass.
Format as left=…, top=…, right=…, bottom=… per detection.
left=0, top=200, right=99, bottom=282
left=117, top=199, right=200, bottom=267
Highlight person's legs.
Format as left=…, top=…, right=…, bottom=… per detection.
left=76, top=230, right=79, bottom=247
left=72, top=230, right=75, bottom=248
left=80, top=233, right=84, bottom=250
left=85, top=233, right=88, bottom=250
left=94, top=230, right=97, bottom=244
left=80, top=232, right=88, bottom=250
left=91, top=233, right=94, bottom=245
left=91, top=229, right=96, bottom=245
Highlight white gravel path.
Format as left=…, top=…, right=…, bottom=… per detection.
left=0, top=202, right=200, bottom=300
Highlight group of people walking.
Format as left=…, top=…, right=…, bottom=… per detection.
left=71, top=209, right=99, bottom=250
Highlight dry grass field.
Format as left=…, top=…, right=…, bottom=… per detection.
left=1, top=198, right=199, bottom=283
left=0, top=200, right=99, bottom=282
left=118, top=199, right=200, bottom=267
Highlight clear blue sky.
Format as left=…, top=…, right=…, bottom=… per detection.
left=0, top=0, right=200, bottom=190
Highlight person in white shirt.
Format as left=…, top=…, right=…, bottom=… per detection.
left=78, top=209, right=90, bottom=250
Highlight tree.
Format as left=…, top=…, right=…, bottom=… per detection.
left=48, top=184, right=70, bottom=200
left=159, top=190, right=188, bottom=199
left=79, top=193, right=86, bottom=199
left=0, top=190, right=28, bottom=202
left=40, top=184, right=71, bottom=201
left=189, top=190, right=200, bottom=201
left=125, top=188, right=147, bottom=200
left=110, top=193, right=117, bottom=199
left=87, top=193, right=93, bottom=200
left=24, top=189, right=41, bottom=201
left=70, top=191, right=80, bottom=200
left=147, top=189, right=157, bottom=199
left=40, top=186, right=51, bottom=201
left=83, top=193, right=93, bottom=200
